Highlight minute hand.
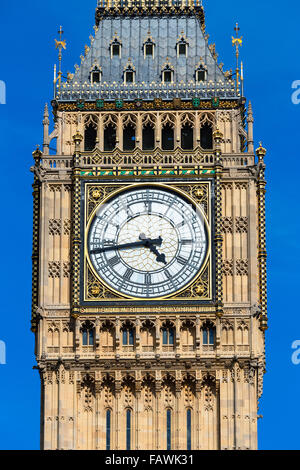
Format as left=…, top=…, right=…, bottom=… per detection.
left=90, top=237, right=162, bottom=255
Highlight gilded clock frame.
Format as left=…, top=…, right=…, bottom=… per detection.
left=79, top=179, right=215, bottom=307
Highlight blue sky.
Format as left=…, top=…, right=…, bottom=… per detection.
left=0, top=0, right=299, bottom=450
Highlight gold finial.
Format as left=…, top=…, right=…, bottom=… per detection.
left=73, top=131, right=83, bottom=148
left=54, top=26, right=67, bottom=95
left=232, top=22, right=243, bottom=95
left=256, top=142, right=267, bottom=160
left=32, top=145, right=42, bottom=162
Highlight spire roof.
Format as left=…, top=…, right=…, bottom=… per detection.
left=56, top=0, right=237, bottom=102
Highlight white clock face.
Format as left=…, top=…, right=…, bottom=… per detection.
left=88, top=187, right=208, bottom=299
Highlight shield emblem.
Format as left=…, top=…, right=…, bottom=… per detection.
left=115, top=99, right=124, bottom=109
left=192, top=97, right=200, bottom=108
left=96, top=99, right=104, bottom=109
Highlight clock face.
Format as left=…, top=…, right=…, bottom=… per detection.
left=87, top=186, right=208, bottom=299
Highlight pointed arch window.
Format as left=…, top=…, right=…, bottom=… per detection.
left=104, top=123, right=117, bottom=151
left=200, top=122, right=213, bottom=150
left=181, top=123, right=194, bottom=150
left=123, top=122, right=136, bottom=151
left=106, top=409, right=111, bottom=450
left=167, top=409, right=172, bottom=450
left=84, top=123, right=97, bottom=151
left=162, top=123, right=174, bottom=150
left=126, top=409, right=132, bottom=451
left=142, top=123, right=155, bottom=150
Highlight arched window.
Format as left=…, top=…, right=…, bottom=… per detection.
left=123, top=123, right=136, bottom=151
left=143, top=123, right=155, bottom=150
left=162, top=327, right=174, bottom=346
left=104, top=123, right=116, bottom=151
left=162, top=123, right=174, bottom=150
left=187, top=409, right=192, bottom=450
left=82, top=323, right=94, bottom=346
left=84, top=123, right=97, bottom=151
left=123, top=327, right=134, bottom=346
left=106, top=409, right=111, bottom=450
left=202, top=324, right=215, bottom=346
left=181, top=123, right=194, bottom=150
left=200, top=122, right=213, bottom=150
left=167, top=409, right=172, bottom=450
left=126, top=409, right=132, bottom=451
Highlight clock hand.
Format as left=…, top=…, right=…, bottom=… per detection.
left=90, top=237, right=162, bottom=254
left=139, top=234, right=167, bottom=265
left=149, top=245, right=167, bottom=265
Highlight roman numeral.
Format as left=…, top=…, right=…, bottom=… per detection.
left=145, top=201, right=152, bottom=214
left=124, top=268, right=134, bottom=281
left=107, top=256, right=119, bottom=267
left=145, top=273, right=152, bottom=285
left=164, top=270, right=172, bottom=280
left=181, top=239, right=193, bottom=245
left=177, top=256, right=188, bottom=266
left=176, top=220, right=185, bottom=228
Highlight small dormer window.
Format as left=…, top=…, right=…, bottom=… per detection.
left=162, top=63, right=174, bottom=84
left=146, top=44, right=154, bottom=57
left=164, top=71, right=172, bottom=83
left=179, top=43, right=187, bottom=56
left=112, top=44, right=120, bottom=56
left=110, top=37, right=122, bottom=58
left=90, top=67, right=102, bottom=84
left=196, top=64, right=207, bottom=83
left=124, top=63, right=135, bottom=84
left=177, top=36, right=188, bottom=58
left=124, top=61, right=136, bottom=84
left=125, top=71, right=134, bottom=83
left=144, top=37, right=155, bottom=59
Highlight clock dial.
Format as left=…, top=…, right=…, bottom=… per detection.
left=88, top=187, right=208, bottom=298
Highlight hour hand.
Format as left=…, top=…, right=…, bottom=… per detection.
left=149, top=245, right=167, bottom=265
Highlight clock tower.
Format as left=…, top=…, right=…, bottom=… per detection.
left=31, top=0, right=267, bottom=450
